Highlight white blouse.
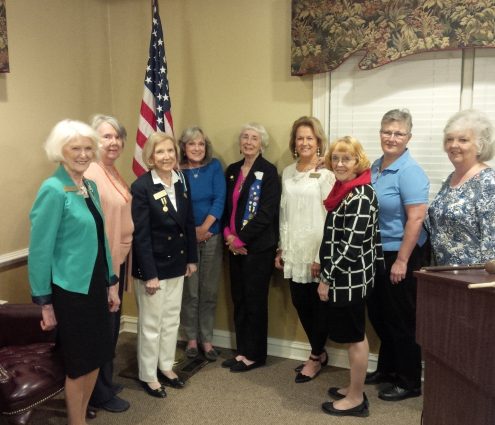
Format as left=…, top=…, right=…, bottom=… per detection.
left=279, top=163, right=335, bottom=283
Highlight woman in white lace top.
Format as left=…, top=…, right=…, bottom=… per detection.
left=275, top=116, right=335, bottom=383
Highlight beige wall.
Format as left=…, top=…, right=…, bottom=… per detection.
left=108, top=0, right=313, bottom=343
left=0, top=0, right=378, bottom=351
left=0, top=0, right=113, bottom=302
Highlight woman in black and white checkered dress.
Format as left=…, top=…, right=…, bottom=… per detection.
left=317, top=136, right=384, bottom=418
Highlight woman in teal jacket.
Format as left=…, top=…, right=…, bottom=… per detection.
left=28, top=119, right=119, bottom=425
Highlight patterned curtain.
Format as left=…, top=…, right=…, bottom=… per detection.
left=0, top=0, right=8, bottom=73
left=291, top=0, right=495, bottom=76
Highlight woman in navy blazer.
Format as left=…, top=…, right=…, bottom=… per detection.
left=222, top=123, right=281, bottom=372
left=131, top=132, right=198, bottom=398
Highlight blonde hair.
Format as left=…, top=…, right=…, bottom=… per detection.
left=141, top=132, right=178, bottom=170
left=325, top=136, right=370, bottom=174
left=289, top=116, right=327, bottom=158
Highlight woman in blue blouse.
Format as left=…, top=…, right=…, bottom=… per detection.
left=179, top=126, right=226, bottom=361
left=428, top=109, right=495, bottom=265
left=367, top=109, right=429, bottom=402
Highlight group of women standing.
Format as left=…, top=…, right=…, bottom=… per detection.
left=28, top=107, right=495, bottom=422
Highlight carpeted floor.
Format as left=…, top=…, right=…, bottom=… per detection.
left=20, top=332, right=423, bottom=425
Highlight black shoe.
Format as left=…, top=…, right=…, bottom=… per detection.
left=327, top=387, right=345, bottom=400
left=221, top=357, right=239, bottom=368
left=86, top=408, right=97, bottom=420
left=365, top=370, right=393, bottom=385
left=320, top=350, right=329, bottom=367
left=327, top=389, right=370, bottom=407
left=378, top=385, right=421, bottom=401
left=295, top=369, right=321, bottom=383
left=158, top=372, right=185, bottom=389
left=203, top=348, right=219, bottom=362
left=140, top=381, right=167, bottom=398
left=294, top=356, right=321, bottom=383
left=295, top=350, right=328, bottom=372
left=230, top=360, right=264, bottom=373
left=185, top=347, right=199, bottom=358
left=321, top=400, right=369, bottom=417
left=294, top=363, right=304, bottom=373
left=112, top=383, right=124, bottom=395
left=98, top=395, right=130, bottom=413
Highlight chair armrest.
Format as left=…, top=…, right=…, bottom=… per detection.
left=0, top=304, right=56, bottom=347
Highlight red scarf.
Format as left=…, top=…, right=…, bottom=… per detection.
left=324, top=169, right=371, bottom=212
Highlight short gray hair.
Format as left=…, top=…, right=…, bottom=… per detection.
left=44, top=119, right=99, bottom=163
left=381, top=109, right=413, bottom=133
left=90, top=114, right=127, bottom=146
left=178, top=126, right=213, bottom=165
left=238, top=122, right=269, bottom=151
left=443, top=109, right=495, bottom=162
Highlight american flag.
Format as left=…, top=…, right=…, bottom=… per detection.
left=133, top=0, right=173, bottom=177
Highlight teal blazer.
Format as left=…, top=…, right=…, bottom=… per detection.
left=28, top=165, right=116, bottom=305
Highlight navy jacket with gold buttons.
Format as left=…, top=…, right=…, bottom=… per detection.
left=131, top=170, right=198, bottom=281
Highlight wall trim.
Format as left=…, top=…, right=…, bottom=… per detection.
left=0, top=248, right=28, bottom=268
left=121, top=315, right=378, bottom=371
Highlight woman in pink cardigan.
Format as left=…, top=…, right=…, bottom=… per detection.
left=84, top=114, right=134, bottom=414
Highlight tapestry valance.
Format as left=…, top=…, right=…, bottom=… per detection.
left=291, top=0, right=495, bottom=76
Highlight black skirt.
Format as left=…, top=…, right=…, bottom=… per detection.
left=52, top=196, right=113, bottom=379
left=327, top=300, right=366, bottom=344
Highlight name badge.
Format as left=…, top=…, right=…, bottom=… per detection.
left=153, top=190, right=167, bottom=200
left=309, top=173, right=320, bottom=179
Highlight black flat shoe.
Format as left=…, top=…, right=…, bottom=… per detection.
left=140, top=381, right=167, bottom=398
left=158, top=372, right=185, bottom=389
left=321, top=400, right=369, bottom=417
left=365, top=370, right=393, bottom=385
left=230, top=360, right=264, bottom=373
left=221, top=357, right=239, bottom=368
left=327, top=389, right=370, bottom=407
left=86, top=407, right=97, bottom=420
left=327, top=387, right=345, bottom=399
left=378, top=384, right=421, bottom=401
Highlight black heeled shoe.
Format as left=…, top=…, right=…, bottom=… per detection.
left=295, top=356, right=321, bottom=383
left=140, top=381, right=167, bottom=398
left=320, top=349, right=329, bottom=367
left=295, top=350, right=328, bottom=373
left=158, top=371, right=185, bottom=389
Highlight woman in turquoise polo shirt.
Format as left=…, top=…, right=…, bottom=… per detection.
left=28, top=119, right=119, bottom=425
left=367, top=109, right=430, bottom=402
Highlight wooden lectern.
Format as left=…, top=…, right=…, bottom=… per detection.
left=415, top=269, right=495, bottom=425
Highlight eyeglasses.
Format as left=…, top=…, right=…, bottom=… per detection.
left=331, top=155, right=356, bottom=164
left=380, top=130, right=409, bottom=139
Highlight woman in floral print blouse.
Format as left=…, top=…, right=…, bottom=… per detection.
left=428, top=109, right=495, bottom=265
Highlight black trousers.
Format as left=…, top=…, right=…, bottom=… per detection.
left=367, top=246, right=423, bottom=390
left=89, top=262, right=125, bottom=406
left=229, top=248, right=275, bottom=363
left=289, top=280, right=328, bottom=356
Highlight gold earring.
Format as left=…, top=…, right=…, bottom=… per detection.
left=317, top=147, right=321, bottom=157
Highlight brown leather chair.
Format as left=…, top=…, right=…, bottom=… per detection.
left=0, top=304, right=64, bottom=425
